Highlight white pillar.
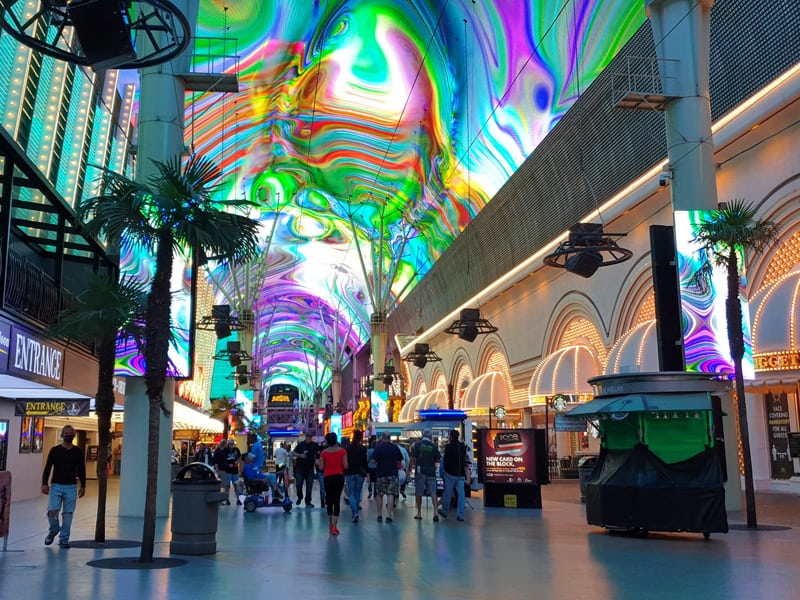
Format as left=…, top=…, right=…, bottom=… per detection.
left=119, top=378, right=175, bottom=517
left=647, top=0, right=718, bottom=211
left=120, top=0, right=198, bottom=518
left=371, top=313, right=387, bottom=392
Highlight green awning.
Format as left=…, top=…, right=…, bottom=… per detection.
left=563, top=392, right=712, bottom=418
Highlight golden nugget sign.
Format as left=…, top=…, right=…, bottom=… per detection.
left=15, top=399, right=90, bottom=417
left=754, top=351, right=800, bottom=372
left=269, top=394, right=292, bottom=404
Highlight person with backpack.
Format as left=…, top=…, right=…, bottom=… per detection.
left=438, top=429, right=471, bottom=522
left=409, top=428, right=441, bottom=522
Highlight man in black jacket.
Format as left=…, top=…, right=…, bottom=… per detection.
left=41, top=425, right=86, bottom=548
left=438, top=429, right=471, bottom=522
left=292, top=433, right=319, bottom=507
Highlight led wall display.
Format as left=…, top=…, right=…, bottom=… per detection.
left=115, top=239, right=195, bottom=378
left=182, top=1, right=645, bottom=389
left=370, top=390, right=389, bottom=423
left=674, top=210, right=755, bottom=379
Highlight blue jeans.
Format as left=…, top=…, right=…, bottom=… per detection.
left=442, top=472, right=466, bottom=518
left=47, top=483, right=77, bottom=543
left=345, top=474, right=365, bottom=518
left=294, top=467, right=313, bottom=504
left=223, top=473, right=240, bottom=499
left=317, top=471, right=326, bottom=505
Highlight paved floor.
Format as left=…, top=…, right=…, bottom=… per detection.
left=2, top=478, right=800, bottom=599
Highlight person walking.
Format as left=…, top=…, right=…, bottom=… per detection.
left=344, top=429, right=368, bottom=523
left=395, top=441, right=410, bottom=503
left=292, top=432, right=319, bottom=507
left=366, top=435, right=377, bottom=498
left=274, top=441, right=290, bottom=488
left=409, top=428, right=441, bottom=522
left=315, top=438, right=327, bottom=508
left=372, top=431, right=403, bottom=523
left=41, top=425, right=86, bottom=548
left=194, top=441, right=213, bottom=466
left=318, top=432, right=348, bottom=535
left=220, top=438, right=242, bottom=505
left=439, top=429, right=471, bottom=522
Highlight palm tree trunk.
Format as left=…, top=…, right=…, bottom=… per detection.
left=94, top=336, right=117, bottom=543
left=140, top=233, right=175, bottom=562
left=727, top=251, right=758, bottom=528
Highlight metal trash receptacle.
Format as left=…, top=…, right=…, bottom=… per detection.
left=170, top=462, right=226, bottom=555
left=578, top=456, right=598, bottom=504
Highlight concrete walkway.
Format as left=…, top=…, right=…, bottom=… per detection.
left=2, top=478, right=799, bottom=599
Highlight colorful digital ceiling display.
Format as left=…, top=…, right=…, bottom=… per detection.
left=184, top=1, right=644, bottom=393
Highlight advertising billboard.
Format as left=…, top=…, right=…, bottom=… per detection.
left=478, top=429, right=538, bottom=485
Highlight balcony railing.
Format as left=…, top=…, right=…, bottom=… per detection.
left=4, top=248, right=76, bottom=326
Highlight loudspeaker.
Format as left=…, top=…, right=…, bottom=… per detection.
left=227, top=340, right=242, bottom=367
left=212, top=305, right=231, bottom=339
left=414, top=343, right=429, bottom=354
left=383, top=375, right=394, bottom=385
left=67, top=0, right=137, bottom=69
left=650, top=225, right=685, bottom=371
left=413, top=356, right=427, bottom=369
left=565, top=250, right=602, bottom=278
left=460, top=308, right=481, bottom=322
left=458, top=324, right=479, bottom=342
left=214, top=322, right=231, bottom=339
left=238, top=375, right=248, bottom=385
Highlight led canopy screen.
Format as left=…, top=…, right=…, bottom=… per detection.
left=674, top=210, right=754, bottom=379
left=183, top=1, right=645, bottom=390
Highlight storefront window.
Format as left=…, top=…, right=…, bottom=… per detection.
left=18, top=417, right=44, bottom=454
left=19, top=416, right=32, bottom=453
left=32, top=418, right=44, bottom=453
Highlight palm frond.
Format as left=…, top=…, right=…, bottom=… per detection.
left=50, top=275, right=148, bottom=344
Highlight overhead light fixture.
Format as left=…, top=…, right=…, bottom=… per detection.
left=543, top=223, right=633, bottom=278
left=196, top=305, right=246, bottom=340
left=0, top=0, right=191, bottom=71
left=213, top=340, right=252, bottom=366
left=444, top=308, right=498, bottom=342
left=376, top=364, right=395, bottom=386
left=402, top=343, right=443, bottom=369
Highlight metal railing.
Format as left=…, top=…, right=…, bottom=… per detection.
left=189, top=36, right=239, bottom=77
left=4, top=248, right=76, bottom=326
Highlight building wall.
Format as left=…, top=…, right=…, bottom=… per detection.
left=410, top=65, right=800, bottom=492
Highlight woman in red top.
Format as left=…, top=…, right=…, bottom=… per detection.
left=318, top=432, right=348, bottom=534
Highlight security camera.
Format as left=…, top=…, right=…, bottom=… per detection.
left=658, top=169, right=673, bottom=187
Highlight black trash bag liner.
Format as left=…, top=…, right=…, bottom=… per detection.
left=585, top=444, right=728, bottom=533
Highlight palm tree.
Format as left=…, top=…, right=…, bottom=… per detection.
left=209, top=396, right=249, bottom=440
left=78, top=154, right=261, bottom=562
left=694, top=199, right=778, bottom=529
left=51, top=275, right=147, bottom=543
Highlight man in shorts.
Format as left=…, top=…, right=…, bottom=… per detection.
left=371, top=431, right=402, bottom=523
left=409, top=428, right=441, bottom=522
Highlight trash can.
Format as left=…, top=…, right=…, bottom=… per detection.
left=578, top=456, right=598, bottom=504
left=170, top=462, right=227, bottom=555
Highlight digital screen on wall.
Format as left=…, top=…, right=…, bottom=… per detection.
left=370, top=391, right=389, bottom=423
left=114, top=239, right=195, bottom=378
left=674, top=210, right=754, bottom=379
